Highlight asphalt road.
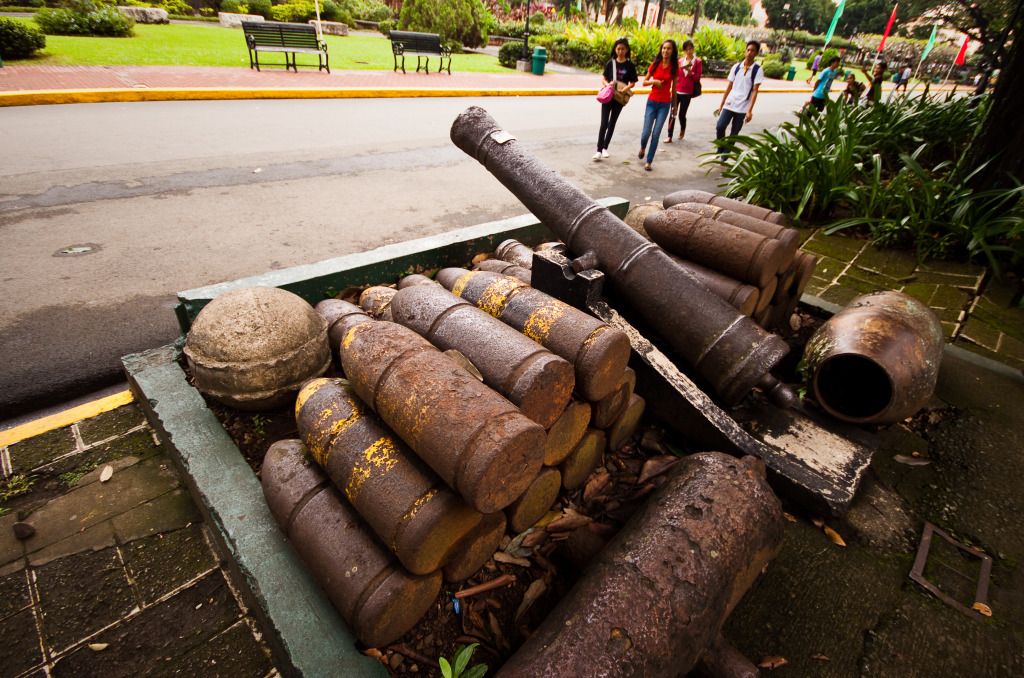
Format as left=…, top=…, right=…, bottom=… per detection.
left=0, top=91, right=809, bottom=422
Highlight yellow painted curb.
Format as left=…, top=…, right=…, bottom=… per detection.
left=0, top=389, right=134, bottom=448
left=0, top=86, right=813, bottom=107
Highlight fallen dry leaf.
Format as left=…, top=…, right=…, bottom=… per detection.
left=972, top=602, right=993, bottom=617
left=812, top=517, right=824, bottom=528
left=521, top=529, right=548, bottom=549
left=637, top=456, right=679, bottom=485
left=99, top=465, right=113, bottom=483
left=758, top=655, right=788, bottom=669
left=583, top=470, right=611, bottom=501
left=810, top=653, right=830, bottom=661
left=88, top=643, right=109, bottom=652
left=783, top=512, right=798, bottom=523
left=514, top=579, right=547, bottom=622
left=471, top=252, right=490, bottom=266
left=546, top=508, right=592, bottom=533
left=894, top=454, right=932, bottom=467
left=362, top=648, right=385, bottom=662
left=444, top=350, right=483, bottom=382
left=493, top=551, right=531, bottom=568
left=823, top=525, right=847, bottom=547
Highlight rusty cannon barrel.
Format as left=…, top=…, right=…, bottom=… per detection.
left=261, top=439, right=441, bottom=648
left=664, top=189, right=792, bottom=227
left=398, top=274, right=439, bottom=289
left=670, top=257, right=760, bottom=317
left=495, top=239, right=535, bottom=269
left=450, top=106, right=793, bottom=407
left=388, top=284, right=575, bottom=428
left=295, top=378, right=483, bottom=575
left=435, top=268, right=631, bottom=402
left=325, top=301, right=546, bottom=513
left=644, top=209, right=790, bottom=288
left=496, top=452, right=783, bottom=677
left=474, top=258, right=532, bottom=285
left=803, top=290, right=944, bottom=425
left=668, top=202, right=801, bottom=254
left=359, top=286, right=397, bottom=320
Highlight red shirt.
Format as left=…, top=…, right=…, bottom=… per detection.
left=675, top=57, right=702, bottom=95
left=646, top=61, right=675, bottom=103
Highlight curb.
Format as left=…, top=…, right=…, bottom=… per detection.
left=0, top=86, right=815, bottom=107
left=0, top=389, right=134, bottom=448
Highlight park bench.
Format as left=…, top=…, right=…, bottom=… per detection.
left=389, top=30, right=451, bottom=74
left=242, top=21, right=329, bottom=73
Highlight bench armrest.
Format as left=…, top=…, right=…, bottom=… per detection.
left=391, top=41, right=404, bottom=56
left=440, top=44, right=452, bottom=57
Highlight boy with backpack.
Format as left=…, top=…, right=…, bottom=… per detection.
left=714, top=41, right=764, bottom=143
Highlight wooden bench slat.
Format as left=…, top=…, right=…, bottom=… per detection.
left=388, top=30, right=451, bottom=75
left=242, top=21, right=329, bottom=73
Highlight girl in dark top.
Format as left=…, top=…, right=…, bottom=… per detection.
left=861, top=61, right=886, bottom=104
left=666, top=39, right=702, bottom=143
left=637, top=39, right=678, bottom=171
left=595, top=38, right=638, bottom=161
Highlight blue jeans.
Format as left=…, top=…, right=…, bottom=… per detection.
left=715, top=109, right=746, bottom=140
left=639, top=99, right=671, bottom=164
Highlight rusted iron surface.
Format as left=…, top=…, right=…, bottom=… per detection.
left=669, top=201, right=801, bottom=254
left=295, top=378, right=483, bottom=575
left=506, top=467, right=562, bottom=533
left=644, top=210, right=790, bottom=288
left=398, top=274, right=440, bottom=289
left=670, top=257, right=760, bottom=317
left=496, top=453, right=784, bottom=677
left=622, top=202, right=663, bottom=239
left=495, top=239, right=536, bottom=269
left=544, top=399, right=592, bottom=466
left=261, top=439, right=441, bottom=648
left=388, top=284, right=574, bottom=428
left=698, top=634, right=760, bottom=678
left=474, top=258, right=532, bottom=284
left=443, top=512, right=508, bottom=582
left=325, top=300, right=546, bottom=513
left=449, top=107, right=790, bottom=407
left=663, top=189, right=792, bottom=227
left=592, top=367, right=635, bottom=429
left=358, top=285, right=397, bottom=321
left=910, top=522, right=993, bottom=619
left=184, top=286, right=331, bottom=410
left=607, top=393, right=646, bottom=452
left=560, top=428, right=606, bottom=490
left=435, top=267, right=630, bottom=401
left=756, top=276, right=777, bottom=314
left=791, top=251, right=818, bottom=298
left=804, top=290, right=944, bottom=424
left=535, top=241, right=569, bottom=256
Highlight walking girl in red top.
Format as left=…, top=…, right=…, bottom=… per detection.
left=637, top=39, right=678, bottom=171
left=666, top=39, right=701, bottom=143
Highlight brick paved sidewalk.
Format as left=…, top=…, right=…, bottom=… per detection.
left=0, top=403, right=276, bottom=678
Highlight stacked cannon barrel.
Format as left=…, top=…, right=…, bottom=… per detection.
left=621, top=188, right=818, bottom=333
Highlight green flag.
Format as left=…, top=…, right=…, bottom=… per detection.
left=921, top=24, right=938, bottom=61
left=823, top=0, right=847, bottom=47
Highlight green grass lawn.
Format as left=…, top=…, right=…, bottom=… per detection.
left=7, top=19, right=509, bottom=72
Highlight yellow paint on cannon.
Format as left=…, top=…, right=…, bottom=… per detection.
left=450, top=270, right=475, bottom=299
left=403, top=488, right=438, bottom=523
left=477, top=276, right=521, bottom=317
left=295, top=378, right=330, bottom=415
left=345, top=436, right=399, bottom=501
left=523, top=300, right=566, bottom=344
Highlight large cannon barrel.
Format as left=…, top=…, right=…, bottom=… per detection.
left=322, top=300, right=547, bottom=514
left=450, top=106, right=791, bottom=406
left=261, top=439, right=441, bottom=648
left=295, top=378, right=483, bottom=575
left=664, top=188, right=792, bottom=227
left=803, top=290, right=943, bottom=424
left=388, top=283, right=574, bottom=428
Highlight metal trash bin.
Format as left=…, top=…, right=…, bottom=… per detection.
left=532, top=46, right=547, bottom=76
left=786, top=65, right=796, bottom=81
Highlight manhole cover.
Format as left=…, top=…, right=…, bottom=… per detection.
left=54, top=243, right=102, bottom=257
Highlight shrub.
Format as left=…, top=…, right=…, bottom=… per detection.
left=156, top=0, right=192, bottom=14
left=36, top=3, right=134, bottom=36
left=498, top=39, right=523, bottom=68
left=0, top=16, right=45, bottom=58
left=219, top=0, right=244, bottom=12
left=345, top=0, right=391, bottom=22
left=377, top=17, right=394, bottom=34
left=762, top=60, right=787, bottom=79
left=270, top=0, right=318, bottom=22
left=399, top=0, right=495, bottom=49
left=247, top=0, right=270, bottom=18
left=529, top=10, right=545, bottom=25
left=692, top=25, right=730, bottom=60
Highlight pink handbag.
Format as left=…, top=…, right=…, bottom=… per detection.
left=597, top=83, right=614, bottom=104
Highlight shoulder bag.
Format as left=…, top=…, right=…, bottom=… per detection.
left=612, top=63, right=632, bottom=106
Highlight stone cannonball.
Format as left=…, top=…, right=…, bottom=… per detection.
left=184, top=286, right=331, bottom=411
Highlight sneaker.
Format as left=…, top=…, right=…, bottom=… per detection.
left=601, top=149, right=610, bottom=158
left=644, top=163, right=652, bottom=171
left=638, top=149, right=645, bottom=159
left=592, top=152, right=602, bottom=161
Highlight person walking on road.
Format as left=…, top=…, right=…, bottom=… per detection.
left=896, top=64, right=911, bottom=92
left=665, top=39, right=702, bottom=144
left=637, top=39, right=678, bottom=171
left=862, top=60, right=886, bottom=104
left=714, top=41, right=763, bottom=148
left=595, top=38, right=638, bottom=161
left=806, top=51, right=822, bottom=83
left=804, top=55, right=841, bottom=113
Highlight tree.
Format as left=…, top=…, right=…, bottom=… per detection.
left=837, top=0, right=893, bottom=35
left=762, top=0, right=831, bottom=33
left=904, top=0, right=1018, bottom=71
left=671, top=0, right=752, bottom=26
left=398, top=0, right=496, bottom=48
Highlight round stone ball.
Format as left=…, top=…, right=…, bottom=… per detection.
left=184, top=286, right=331, bottom=411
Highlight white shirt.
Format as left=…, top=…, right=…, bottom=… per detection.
left=901, top=67, right=912, bottom=79
left=724, top=61, right=765, bottom=113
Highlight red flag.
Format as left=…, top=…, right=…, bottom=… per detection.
left=954, top=36, right=969, bottom=65
left=879, top=4, right=898, bottom=52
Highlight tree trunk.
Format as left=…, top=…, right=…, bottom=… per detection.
left=691, top=0, right=703, bottom=35
left=970, top=9, right=1024, bottom=187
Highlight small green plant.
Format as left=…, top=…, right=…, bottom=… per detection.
left=251, top=414, right=269, bottom=437
left=0, top=474, right=35, bottom=502
left=36, top=1, right=135, bottom=37
left=692, top=25, right=730, bottom=61
left=762, top=59, right=787, bottom=79
left=439, top=643, right=487, bottom=678
left=0, top=15, right=46, bottom=58
left=59, top=460, right=99, bottom=487
left=498, top=39, right=523, bottom=68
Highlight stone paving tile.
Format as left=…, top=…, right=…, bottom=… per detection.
left=112, top=487, right=202, bottom=544
left=0, top=568, right=30, bottom=620
left=852, top=245, right=918, bottom=279
left=123, top=524, right=217, bottom=607
left=157, top=619, right=273, bottom=678
left=0, top=511, right=26, bottom=569
left=50, top=570, right=242, bottom=678
left=0, top=607, right=46, bottom=676
left=7, top=427, right=76, bottom=476
left=801, top=231, right=867, bottom=262
left=818, top=284, right=860, bottom=306
left=35, top=546, right=138, bottom=652
left=77, top=406, right=146, bottom=446
left=28, top=520, right=118, bottom=568
left=996, top=333, right=1024, bottom=367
